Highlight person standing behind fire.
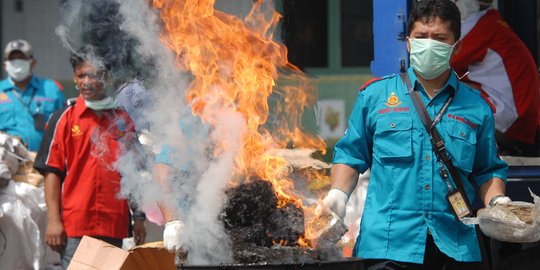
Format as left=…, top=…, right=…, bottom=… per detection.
left=450, top=0, right=540, bottom=156
left=0, top=39, right=66, bottom=151
left=320, top=1, right=509, bottom=269
left=33, top=45, right=146, bottom=269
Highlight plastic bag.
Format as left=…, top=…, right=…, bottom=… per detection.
left=0, top=181, right=48, bottom=269
left=476, top=189, right=540, bottom=243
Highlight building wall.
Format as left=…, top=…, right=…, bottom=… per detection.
left=2, top=0, right=72, bottom=83
left=0, top=0, right=372, bottom=157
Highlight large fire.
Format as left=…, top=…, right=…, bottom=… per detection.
left=153, top=0, right=329, bottom=245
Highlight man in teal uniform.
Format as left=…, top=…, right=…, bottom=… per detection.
left=320, top=1, right=509, bottom=269
left=0, top=39, right=65, bottom=151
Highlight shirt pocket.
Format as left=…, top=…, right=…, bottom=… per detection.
left=444, top=124, right=477, bottom=173
left=373, top=114, right=413, bottom=161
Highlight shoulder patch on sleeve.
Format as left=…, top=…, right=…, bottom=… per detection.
left=53, top=80, right=64, bottom=91
left=479, top=90, right=496, bottom=113
left=460, top=82, right=497, bottom=113
left=359, top=77, right=383, bottom=92
left=358, top=74, right=397, bottom=92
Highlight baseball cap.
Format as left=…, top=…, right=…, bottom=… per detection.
left=3, top=39, right=33, bottom=59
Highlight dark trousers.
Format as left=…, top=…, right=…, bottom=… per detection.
left=363, top=234, right=483, bottom=270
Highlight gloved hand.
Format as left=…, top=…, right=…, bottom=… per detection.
left=320, top=188, right=350, bottom=219
left=163, top=220, right=185, bottom=253
left=489, top=195, right=511, bottom=207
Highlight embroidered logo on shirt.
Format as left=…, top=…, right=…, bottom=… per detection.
left=0, top=93, right=8, bottom=101
left=71, top=124, right=83, bottom=136
left=385, top=92, right=402, bottom=107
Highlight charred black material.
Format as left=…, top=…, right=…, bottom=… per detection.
left=266, top=203, right=304, bottom=245
left=232, top=245, right=319, bottom=265
left=179, top=258, right=365, bottom=270
left=229, top=223, right=272, bottom=247
left=222, top=180, right=278, bottom=229
left=222, top=180, right=323, bottom=264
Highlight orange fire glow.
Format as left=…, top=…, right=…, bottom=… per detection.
left=153, top=0, right=328, bottom=246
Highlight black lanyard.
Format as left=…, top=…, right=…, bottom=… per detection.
left=10, top=86, right=38, bottom=114
left=406, top=79, right=455, bottom=133
left=400, top=73, right=473, bottom=197
left=400, top=73, right=457, bottom=191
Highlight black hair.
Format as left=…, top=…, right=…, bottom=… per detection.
left=69, top=45, right=107, bottom=72
left=408, top=0, right=461, bottom=41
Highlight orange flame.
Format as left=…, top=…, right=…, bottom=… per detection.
left=154, top=0, right=328, bottom=245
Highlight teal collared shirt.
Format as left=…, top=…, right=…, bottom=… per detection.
left=333, top=67, right=507, bottom=263
left=0, top=76, right=66, bottom=151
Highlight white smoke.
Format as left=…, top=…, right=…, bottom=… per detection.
left=56, top=0, right=286, bottom=265
left=182, top=93, right=248, bottom=263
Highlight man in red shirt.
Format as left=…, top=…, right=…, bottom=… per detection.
left=34, top=46, right=146, bottom=269
left=450, top=0, right=540, bottom=156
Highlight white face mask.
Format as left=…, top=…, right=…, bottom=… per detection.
left=84, top=96, right=116, bottom=111
left=409, top=38, right=455, bottom=80
left=452, top=0, right=480, bottom=22
left=5, top=59, right=32, bottom=82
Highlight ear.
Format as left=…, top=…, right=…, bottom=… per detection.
left=30, top=59, right=37, bottom=69
left=406, top=37, right=411, bottom=53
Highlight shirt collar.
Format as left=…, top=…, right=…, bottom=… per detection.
left=74, top=95, right=91, bottom=117
left=74, top=95, right=118, bottom=117
left=405, top=67, right=459, bottom=96
left=0, top=75, right=37, bottom=92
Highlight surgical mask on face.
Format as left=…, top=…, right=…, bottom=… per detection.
left=409, top=38, right=455, bottom=80
left=5, top=59, right=31, bottom=82
left=452, top=0, right=479, bottom=22
left=85, top=96, right=116, bottom=111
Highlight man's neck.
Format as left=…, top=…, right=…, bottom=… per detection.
left=416, top=70, right=450, bottom=98
left=13, top=76, right=32, bottom=92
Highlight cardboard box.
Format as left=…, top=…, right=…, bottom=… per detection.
left=67, top=236, right=176, bottom=270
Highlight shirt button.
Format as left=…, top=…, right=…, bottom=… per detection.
left=390, top=122, right=396, bottom=128
left=425, top=155, right=430, bottom=161
left=460, top=132, right=465, bottom=137
left=425, top=212, right=429, bottom=218
left=425, top=184, right=430, bottom=190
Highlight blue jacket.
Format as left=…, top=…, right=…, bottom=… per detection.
left=333, top=67, right=507, bottom=263
left=0, top=76, right=65, bottom=151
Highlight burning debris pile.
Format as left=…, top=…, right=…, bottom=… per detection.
left=221, top=180, right=344, bottom=264
left=56, top=0, right=342, bottom=264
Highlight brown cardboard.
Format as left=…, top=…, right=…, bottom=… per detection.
left=67, top=236, right=176, bottom=270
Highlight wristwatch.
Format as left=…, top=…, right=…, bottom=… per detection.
left=488, top=194, right=506, bottom=207
left=133, top=210, right=146, bottom=221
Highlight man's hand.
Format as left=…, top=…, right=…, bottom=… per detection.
left=320, top=188, right=350, bottom=219
left=46, top=219, right=66, bottom=253
left=133, top=220, right=146, bottom=245
left=489, top=195, right=511, bottom=207
left=163, top=220, right=185, bottom=253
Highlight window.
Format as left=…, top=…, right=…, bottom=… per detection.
left=341, top=0, right=373, bottom=67
left=281, top=0, right=374, bottom=70
left=282, top=0, right=328, bottom=69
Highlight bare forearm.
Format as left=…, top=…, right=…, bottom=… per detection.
left=479, top=178, right=506, bottom=207
left=44, top=172, right=62, bottom=222
left=154, top=163, right=177, bottom=222
left=330, top=164, right=360, bottom=196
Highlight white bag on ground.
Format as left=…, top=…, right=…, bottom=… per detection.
left=0, top=181, right=48, bottom=269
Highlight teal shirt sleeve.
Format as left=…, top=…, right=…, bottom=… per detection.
left=471, top=104, right=508, bottom=186
left=41, top=79, right=66, bottom=117
left=155, top=144, right=173, bottom=165
left=332, top=91, right=373, bottom=173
